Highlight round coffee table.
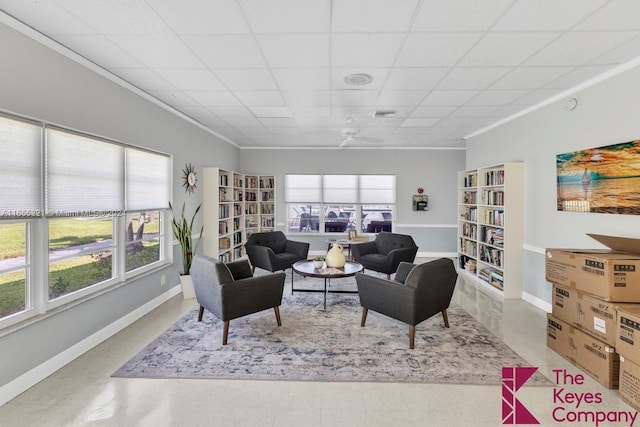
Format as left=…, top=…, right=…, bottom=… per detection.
left=292, top=260, right=363, bottom=311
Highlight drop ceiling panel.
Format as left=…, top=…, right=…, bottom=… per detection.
left=375, top=90, right=428, bottom=106
left=331, top=0, right=418, bottom=33
left=272, top=69, right=331, bottom=91
left=466, top=90, right=531, bottom=106
left=239, top=0, right=330, bottom=33
left=257, top=34, right=330, bottom=68
left=214, top=69, right=278, bottom=91
left=492, top=0, right=608, bottom=31
left=182, top=35, right=266, bottom=69
left=459, top=32, right=561, bottom=67
left=154, top=69, right=226, bottom=91
left=186, top=91, right=243, bottom=107
left=412, top=0, right=513, bottom=31
left=0, top=1, right=95, bottom=35
left=331, top=34, right=406, bottom=67
left=110, top=68, right=176, bottom=91
left=147, top=0, right=251, bottom=34
left=575, top=0, right=640, bottom=30
left=396, top=33, right=483, bottom=66
left=108, top=35, right=203, bottom=68
left=234, top=91, right=285, bottom=106
left=332, top=68, right=389, bottom=90
left=383, top=68, right=450, bottom=90
left=490, top=67, right=575, bottom=90
left=56, top=35, right=143, bottom=68
left=436, top=67, right=512, bottom=90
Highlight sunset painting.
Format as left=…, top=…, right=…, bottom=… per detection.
left=556, top=140, right=640, bottom=215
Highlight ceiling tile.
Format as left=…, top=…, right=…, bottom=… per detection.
left=235, top=91, right=285, bottom=106
left=282, top=91, right=332, bottom=106
left=220, top=116, right=263, bottom=127
left=396, top=33, right=483, bottom=66
left=383, top=68, right=450, bottom=90
left=466, top=90, right=531, bottom=105
left=575, top=0, right=640, bottom=30
left=420, top=90, right=480, bottom=105
left=147, top=0, right=250, bottom=34
left=249, top=107, right=292, bottom=118
left=436, top=67, right=512, bottom=90
left=177, top=105, right=214, bottom=118
left=239, top=0, right=330, bottom=33
left=493, top=0, right=608, bottom=31
left=55, top=35, right=143, bottom=68
left=401, top=118, right=440, bottom=127
left=272, top=68, right=331, bottom=91
left=259, top=118, right=298, bottom=127
left=459, top=32, right=560, bottom=67
left=267, top=127, right=302, bottom=136
left=543, top=65, right=613, bottom=89
left=108, top=35, right=203, bottom=68
left=490, top=67, right=575, bottom=89
left=332, top=0, right=419, bottom=32
left=523, top=32, right=640, bottom=66
left=214, top=69, right=278, bottom=91
left=0, top=0, right=96, bottom=35
left=148, top=90, right=198, bottom=106
left=154, top=69, right=226, bottom=91
left=511, top=88, right=563, bottom=105
left=409, top=106, right=457, bottom=118
left=332, top=34, right=406, bottom=67
left=590, top=35, right=640, bottom=65
left=56, top=0, right=172, bottom=35
left=257, top=34, right=330, bottom=68
left=206, top=106, right=255, bottom=119
left=183, top=35, right=266, bottom=69
left=332, top=90, right=379, bottom=106
left=197, top=116, right=228, bottom=127
left=375, top=90, right=428, bottom=106
left=185, top=91, right=242, bottom=106
left=412, top=0, right=513, bottom=31
left=448, top=105, right=500, bottom=118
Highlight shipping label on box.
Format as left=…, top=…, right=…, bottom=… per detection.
left=547, top=313, right=619, bottom=389
left=552, top=284, right=639, bottom=346
left=617, top=306, right=640, bottom=364
left=619, top=356, right=640, bottom=412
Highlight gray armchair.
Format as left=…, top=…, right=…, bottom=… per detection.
left=245, top=231, right=309, bottom=273
left=351, top=231, right=418, bottom=279
left=355, top=258, right=458, bottom=349
left=191, top=255, right=285, bottom=345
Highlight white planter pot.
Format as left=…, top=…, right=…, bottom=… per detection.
left=180, top=275, right=196, bottom=299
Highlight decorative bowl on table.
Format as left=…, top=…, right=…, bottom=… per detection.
left=312, top=258, right=324, bottom=269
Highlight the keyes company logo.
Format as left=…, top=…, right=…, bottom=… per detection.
left=502, top=366, right=540, bottom=424
left=502, top=366, right=639, bottom=426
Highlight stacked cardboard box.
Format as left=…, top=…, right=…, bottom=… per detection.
left=617, top=307, right=640, bottom=410
left=546, top=234, right=640, bottom=390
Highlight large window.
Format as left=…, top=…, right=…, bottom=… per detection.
left=285, top=174, right=395, bottom=234
left=0, top=113, right=171, bottom=328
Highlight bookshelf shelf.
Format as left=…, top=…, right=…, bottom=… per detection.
left=457, top=162, right=524, bottom=299
left=203, top=168, right=276, bottom=263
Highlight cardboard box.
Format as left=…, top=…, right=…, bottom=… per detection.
left=546, top=234, right=640, bottom=302
left=547, top=313, right=619, bottom=388
left=619, top=356, right=640, bottom=411
left=616, top=306, right=640, bottom=364
left=552, top=284, right=639, bottom=346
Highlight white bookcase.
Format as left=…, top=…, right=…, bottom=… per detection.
left=457, top=162, right=524, bottom=298
left=203, top=167, right=275, bottom=263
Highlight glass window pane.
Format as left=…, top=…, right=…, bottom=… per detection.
left=48, top=217, right=114, bottom=300
left=0, top=222, right=27, bottom=318
left=126, top=211, right=161, bottom=272
left=287, top=204, right=320, bottom=233
left=361, top=205, right=393, bottom=233
left=324, top=205, right=355, bottom=233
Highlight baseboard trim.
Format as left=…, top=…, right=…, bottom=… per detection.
left=522, top=291, right=552, bottom=313
left=0, top=285, right=182, bottom=407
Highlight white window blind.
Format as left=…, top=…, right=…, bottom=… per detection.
left=0, top=116, right=42, bottom=217
left=359, top=175, right=395, bottom=203
left=125, top=148, right=171, bottom=211
left=46, top=128, right=124, bottom=216
left=323, top=175, right=357, bottom=203
left=285, top=175, right=321, bottom=202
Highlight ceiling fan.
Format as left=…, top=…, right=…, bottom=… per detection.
left=338, top=117, right=384, bottom=147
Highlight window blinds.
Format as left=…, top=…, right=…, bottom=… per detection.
left=46, top=128, right=125, bottom=216
left=125, top=148, right=171, bottom=211
left=0, top=116, right=42, bottom=217
left=359, top=175, right=396, bottom=203
left=322, top=175, right=358, bottom=203
left=285, top=174, right=321, bottom=202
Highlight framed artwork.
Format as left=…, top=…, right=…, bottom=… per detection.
left=348, top=229, right=357, bottom=240
left=556, top=139, right=640, bottom=215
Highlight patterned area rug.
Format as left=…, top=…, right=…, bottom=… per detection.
left=113, top=274, right=550, bottom=385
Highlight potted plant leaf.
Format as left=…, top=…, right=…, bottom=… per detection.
left=169, top=201, right=203, bottom=298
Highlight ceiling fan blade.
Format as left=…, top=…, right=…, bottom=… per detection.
left=339, top=138, right=350, bottom=148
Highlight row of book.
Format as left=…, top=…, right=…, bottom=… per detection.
left=260, top=177, right=274, bottom=189
left=460, top=206, right=477, bottom=221
left=261, top=203, right=274, bottom=214
left=483, top=209, right=504, bottom=226
left=459, top=238, right=477, bottom=257
left=482, top=227, right=504, bottom=247
left=262, top=190, right=274, bottom=201
left=462, top=173, right=477, bottom=188
left=219, top=204, right=230, bottom=219
left=479, top=267, right=504, bottom=290
left=483, top=190, right=504, bottom=206
left=481, top=245, right=503, bottom=268
left=461, top=190, right=477, bottom=204
left=484, top=169, right=505, bottom=186
left=261, top=217, right=274, bottom=227
left=461, top=222, right=477, bottom=239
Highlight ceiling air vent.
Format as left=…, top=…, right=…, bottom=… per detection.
left=372, top=110, right=396, bottom=118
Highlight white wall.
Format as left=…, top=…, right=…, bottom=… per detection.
left=240, top=148, right=465, bottom=255
left=466, top=64, right=640, bottom=305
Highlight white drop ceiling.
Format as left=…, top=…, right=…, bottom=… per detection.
left=1, top=0, right=640, bottom=149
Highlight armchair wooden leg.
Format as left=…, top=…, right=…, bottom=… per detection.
left=387, top=274, right=391, bottom=280
left=409, top=325, right=415, bottom=349
left=222, top=320, right=230, bottom=345
left=274, top=306, right=282, bottom=326
left=442, top=309, right=450, bottom=328
left=197, top=305, right=204, bottom=322
left=360, top=307, right=368, bottom=327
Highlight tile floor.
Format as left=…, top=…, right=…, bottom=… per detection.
left=0, top=262, right=636, bottom=426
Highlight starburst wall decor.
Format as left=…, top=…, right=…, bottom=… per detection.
left=181, top=162, right=198, bottom=195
